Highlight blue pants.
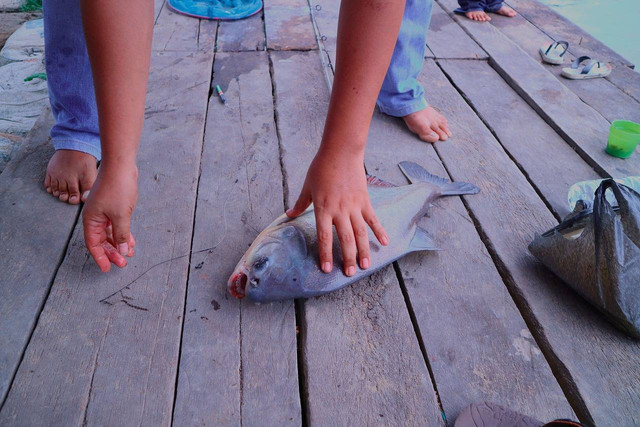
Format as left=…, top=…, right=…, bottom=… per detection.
left=454, top=0, right=504, bottom=14
left=43, top=0, right=101, bottom=160
left=43, top=0, right=433, bottom=158
left=376, top=0, right=433, bottom=117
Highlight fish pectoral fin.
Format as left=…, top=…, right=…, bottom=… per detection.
left=409, top=227, right=441, bottom=252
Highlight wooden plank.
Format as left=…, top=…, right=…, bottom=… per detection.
left=0, top=109, right=80, bottom=406
left=437, top=0, right=639, bottom=179
left=427, top=2, right=486, bottom=59
left=264, top=0, right=317, bottom=50
left=172, top=51, right=300, bottom=426
left=505, top=0, right=634, bottom=67
left=0, top=50, right=213, bottom=425
left=606, top=64, right=640, bottom=104
left=364, top=108, right=574, bottom=422
left=302, top=267, right=444, bottom=426
left=216, top=12, right=265, bottom=52
left=417, top=58, right=640, bottom=426
left=488, top=13, right=640, bottom=125
left=271, top=50, right=444, bottom=425
left=309, top=0, right=338, bottom=66
left=439, top=59, right=601, bottom=218
left=152, top=2, right=217, bottom=52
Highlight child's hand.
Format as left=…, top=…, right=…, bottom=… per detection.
left=82, top=163, right=138, bottom=272
left=286, top=148, right=389, bottom=276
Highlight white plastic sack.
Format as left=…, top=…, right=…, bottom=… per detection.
left=0, top=18, right=44, bottom=61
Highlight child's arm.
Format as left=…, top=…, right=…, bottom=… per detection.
left=80, top=0, right=154, bottom=272
left=286, top=0, right=405, bottom=276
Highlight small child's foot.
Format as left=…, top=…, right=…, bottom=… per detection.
left=495, top=5, right=517, bottom=17
left=44, top=149, right=98, bottom=204
left=465, top=10, right=491, bottom=21
left=403, top=106, right=452, bottom=143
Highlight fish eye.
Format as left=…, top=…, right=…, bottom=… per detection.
left=253, top=257, right=268, bottom=271
left=250, top=278, right=259, bottom=288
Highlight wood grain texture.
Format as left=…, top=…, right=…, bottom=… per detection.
left=605, top=63, right=640, bottom=104
left=427, top=2, right=486, bottom=59
left=439, top=59, right=601, bottom=218
left=216, top=12, right=266, bottom=52
left=437, top=0, right=639, bottom=178
left=172, top=52, right=301, bottom=426
left=0, top=50, right=213, bottom=426
left=419, top=58, right=640, bottom=426
left=364, top=104, right=573, bottom=423
left=152, top=2, right=217, bottom=52
left=488, top=13, right=640, bottom=124
left=264, top=0, right=317, bottom=50
left=271, top=50, right=444, bottom=426
left=0, top=109, right=79, bottom=405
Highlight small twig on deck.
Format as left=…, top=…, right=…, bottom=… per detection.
left=98, top=245, right=217, bottom=305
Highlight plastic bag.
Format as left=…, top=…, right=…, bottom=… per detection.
left=529, top=179, right=640, bottom=338
left=568, top=176, right=640, bottom=210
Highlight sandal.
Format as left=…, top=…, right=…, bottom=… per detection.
left=540, top=40, right=569, bottom=64
left=561, top=56, right=612, bottom=79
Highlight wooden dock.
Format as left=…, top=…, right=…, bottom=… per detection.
left=1, top=0, right=639, bottom=424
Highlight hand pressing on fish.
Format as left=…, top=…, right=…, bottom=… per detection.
left=228, top=161, right=480, bottom=302
left=286, top=149, right=389, bottom=277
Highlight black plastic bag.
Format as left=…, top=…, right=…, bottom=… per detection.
left=529, top=179, right=640, bottom=338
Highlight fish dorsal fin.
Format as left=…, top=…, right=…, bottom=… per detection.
left=366, top=174, right=397, bottom=188
left=409, top=226, right=441, bottom=252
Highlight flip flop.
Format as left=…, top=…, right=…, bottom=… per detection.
left=562, top=56, right=612, bottom=79
left=539, top=40, right=569, bottom=64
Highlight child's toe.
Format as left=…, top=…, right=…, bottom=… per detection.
left=51, top=178, right=60, bottom=197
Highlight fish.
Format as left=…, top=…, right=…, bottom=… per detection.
left=227, top=161, right=479, bottom=302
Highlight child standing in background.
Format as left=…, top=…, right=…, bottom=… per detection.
left=455, top=0, right=517, bottom=21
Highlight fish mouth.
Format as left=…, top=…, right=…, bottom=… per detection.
left=228, top=268, right=248, bottom=299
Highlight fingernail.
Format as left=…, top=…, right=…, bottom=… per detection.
left=382, top=235, right=390, bottom=245
left=347, top=266, right=356, bottom=276
left=362, top=258, right=370, bottom=269
left=118, top=243, right=129, bottom=256
left=322, top=262, right=331, bottom=273
left=82, top=190, right=90, bottom=201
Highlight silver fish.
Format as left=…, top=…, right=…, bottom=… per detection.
left=227, top=161, right=479, bottom=302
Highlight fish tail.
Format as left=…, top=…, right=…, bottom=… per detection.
left=398, top=161, right=479, bottom=196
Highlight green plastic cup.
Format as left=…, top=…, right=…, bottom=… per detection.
left=606, top=120, right=640, bottom=159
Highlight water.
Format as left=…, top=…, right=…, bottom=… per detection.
left=536, top=0, right=640, bottom=68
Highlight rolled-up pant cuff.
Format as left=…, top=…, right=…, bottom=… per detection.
left=52, top=138, right=101, bottom=161
left=377, top=97, right=428, bottom=118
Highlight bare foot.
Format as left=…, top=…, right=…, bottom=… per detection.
left=465, top=10, right=491, bottom=21
left=403, top=106, right=452, bottom=143
left=494, top=5, right=516, bottom=17
left=44, top=150, right=98, bottom=204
